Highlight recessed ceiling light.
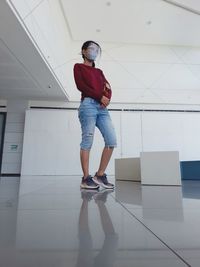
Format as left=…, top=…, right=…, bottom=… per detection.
left=96, top=29, right=101, bottom=33
left=106, top=1, right=111, bottom=6
left=146, top=20, right=152, bottom=25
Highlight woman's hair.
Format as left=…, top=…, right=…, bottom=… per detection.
left=81, top=40, right=101, bottom=67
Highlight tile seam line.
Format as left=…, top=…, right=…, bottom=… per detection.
left=110, top=194, right=191, bottom=267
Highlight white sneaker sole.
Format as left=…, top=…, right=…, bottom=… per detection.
left=80, top=184, right=99, bottom=190
left=92, top=178, right=114, bottom=189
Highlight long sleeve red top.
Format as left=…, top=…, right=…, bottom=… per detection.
left=73, top=63, right=112, bottom=102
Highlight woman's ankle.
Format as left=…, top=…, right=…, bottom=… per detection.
left=83, top=175, right=89, bottom=180
left=96, top=171, right=104, bottom=177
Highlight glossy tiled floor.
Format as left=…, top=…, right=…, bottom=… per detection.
left=0, top=176, right=199, bottom=267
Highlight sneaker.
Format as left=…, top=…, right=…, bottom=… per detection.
left=93, top=173, right=114, bottom=189
left=80, top=175, right=99, bottom=190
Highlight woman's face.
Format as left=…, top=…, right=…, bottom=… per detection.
left=83, top=43, right=100, bottom=61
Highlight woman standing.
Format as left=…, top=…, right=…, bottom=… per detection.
left=74, top=40, right=117, bottom=190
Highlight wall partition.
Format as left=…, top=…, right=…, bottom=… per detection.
left=21, top=108, right=200, bottom=176
left=0, top=112, right=6, bottom=174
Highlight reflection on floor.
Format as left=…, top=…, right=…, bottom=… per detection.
left=0, top=175, right=199, bottom=267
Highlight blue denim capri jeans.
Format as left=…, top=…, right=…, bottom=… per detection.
left=78, top=97, right=117, bottom=150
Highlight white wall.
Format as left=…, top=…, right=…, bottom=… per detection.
left=21, top=108, right=200, bottom=176
left=0, top=99, right=6, bottom=107
left=1, top=99, right=28, bottom=174
left=21, top=109, right=121, bottom=175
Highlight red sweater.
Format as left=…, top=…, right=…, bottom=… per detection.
left=73, top=63, right=112, bottom=102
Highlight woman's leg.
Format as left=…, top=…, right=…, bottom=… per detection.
left=78, top=98, right=97, bottom=181
left=80, top=149, right=90, bottom=179
left=97, top=147, right=114, bottom=176
left=96, top=109, right=117, bottom=175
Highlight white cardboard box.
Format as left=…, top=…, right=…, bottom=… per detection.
left=115, top=158, right=141, bottom=181
left=140, top=151, right=181, bottom=186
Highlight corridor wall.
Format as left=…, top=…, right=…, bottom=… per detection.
left=21, top=109, right=200, bottom=175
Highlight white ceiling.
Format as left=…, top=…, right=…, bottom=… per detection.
left=1, top=0, right=200, bottom=105
left=0, top=38, right=45, bottom=99
left=61, top=0, right=200, bottom=46
left=59, top=0, right=200, bottom=105
left=0, top=0, right=68, bottom=101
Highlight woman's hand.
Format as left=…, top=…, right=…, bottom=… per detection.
left=101, top=95, right=110, bottom=107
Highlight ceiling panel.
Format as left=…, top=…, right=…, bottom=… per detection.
left=0, top=0, right=68, bottom=101
left=167, top=0, right=200, bottom=12
left=99, top=61, right=146, bottom=89
left=102, top=45, right=183, bottom=63
left=0, top=41, right=17, bottom=63
left=0, top=63, right=32, bottom=78
left=152, top=64, right=200, bottom=90
left=0, top=39, right=40, bottom=96
left=118, top=62, right=173, bottom=88
left=61, top=0, right=200, bottom=46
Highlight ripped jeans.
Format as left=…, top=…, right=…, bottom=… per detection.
left=78, top=97, right=117, bottom=150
